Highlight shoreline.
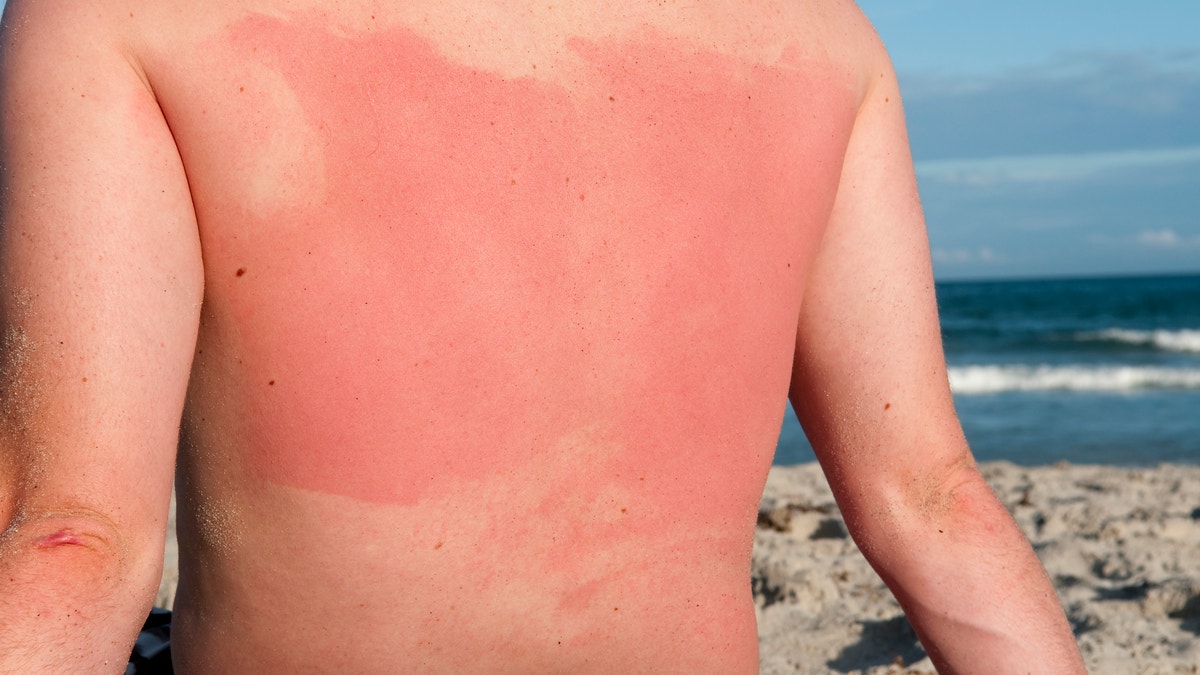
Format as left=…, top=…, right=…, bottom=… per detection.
left=156, top=461, right=1200, bottom=673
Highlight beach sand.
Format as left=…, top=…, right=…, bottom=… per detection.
left=755, top=462, right=1200, bottom=674
left=156, top=462, right=1200, bottom=673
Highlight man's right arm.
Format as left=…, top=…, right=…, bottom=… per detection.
left=0, top=1, right=203, bottom=670
left=788, top=7, right=1086, bottom=672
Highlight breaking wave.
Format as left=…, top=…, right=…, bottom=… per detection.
left=948, top=364, right=1200, bottom=394
left=1077, top=328, right=1200, bottom=353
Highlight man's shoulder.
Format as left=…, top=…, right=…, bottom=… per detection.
left=2, top=0, right=886, bottom=88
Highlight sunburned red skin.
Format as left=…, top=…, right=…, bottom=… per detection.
left=177, top=14, right=855, bottom=516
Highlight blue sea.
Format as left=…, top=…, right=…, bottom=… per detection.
left=774, top=274, right=1200, bottom=467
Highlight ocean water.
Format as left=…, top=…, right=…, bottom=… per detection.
left=774, top=274, right=1200, bottom=467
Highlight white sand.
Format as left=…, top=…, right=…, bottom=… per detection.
left=755, top=462, right=1200, bottom=674
left=157, top=493, right=178, bottom=610
left=156, top=462, right=1200, bottom=673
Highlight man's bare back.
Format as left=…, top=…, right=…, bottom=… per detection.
left=167, top=4, right=860, bottom=670
left=0, top=1, right=1086, bottom=672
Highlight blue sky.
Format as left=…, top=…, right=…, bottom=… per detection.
left=858, top=0, right=1200, bottom=279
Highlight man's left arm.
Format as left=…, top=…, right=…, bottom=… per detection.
left=787, top=11, right=1085, bottom=670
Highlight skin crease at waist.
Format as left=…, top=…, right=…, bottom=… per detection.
left=180, top=13, right=858, bottom=510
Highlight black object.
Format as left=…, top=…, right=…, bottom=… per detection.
left=125, top=607, right=173, bottom=675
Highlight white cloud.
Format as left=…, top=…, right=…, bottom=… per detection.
left=1137, top=230, right=1180, bottom=246
left=932, top=247, right=1006, bottom=264
left=1136, top=229, right=1200, bottom=248
left=915, top=145, right=1200, bottom=186
left=902, top=51, right=1200, bottom=160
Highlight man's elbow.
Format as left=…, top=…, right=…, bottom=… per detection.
left=1, top=508, right=160, bottom=608
left=0, top=512, right=158, bottom=671
left=845, top=461, right=1021, bottom=567
left=5, top=510, right=122, bottom=580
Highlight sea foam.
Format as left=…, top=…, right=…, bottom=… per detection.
left=947, top=364, right=1200, bottom=394
left=1079, top=328, right=1200, bottom=353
